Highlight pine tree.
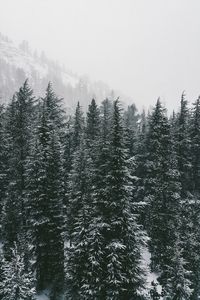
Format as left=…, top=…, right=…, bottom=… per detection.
left=63, top=116, right=74, bottom=238
left=63, top=102, right=85, bottom=243
left=177, top=195, right=200, bottom=300
left=66, top=99, right=145, bottom=299
left=86, top=99, right=100, bottom=143
left=132, top=109, right=147, bottom=224
left=168, top=98, right=200, bottom=299
left=163, top=237, right=192, bottom=300
left=176, top=92, right=192, bottom=197
left=63, top=116, right=74, bottom=183
left=3, top=80, right=36, bottom=258
left=85, top=97, right=101, bottom=198
left=26, top=84, right=64, bottom=297
left=85, top=97, right=100, bottom=194
left=98, top=99, right=144, bottom=299
left=124, top=103, right=139, bottom=158
left=0, top=243, right=4, bottom=300
left=0, top=243, right=36, bottom=300
left=191, top=97, right=200, bottom=193
left=64, top=102, right=85, bottom=242
left=144, top=99, right=193, bottom=298
left=66, top=138, right=100, bottom=299
left=145, top=99, right=170, bottom=268
left=72, top=101, right=84, bottom=151
left=0, top=105, right=8, bottom=237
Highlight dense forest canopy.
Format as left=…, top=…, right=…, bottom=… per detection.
left=0, top=80, right=200, bottom=299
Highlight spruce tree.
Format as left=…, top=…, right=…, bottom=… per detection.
left=85, top=97, right=100, bottom=147
left=85, top=98, right=100, bottom=192
left=163, top=237, right=192, bottom=299
left=86, top=99, right=100, bottom=143
left=98, top=99, right=144, bottom=299
left=0, top=243, right=36, bottom=300
left=179, top=195, right=200, bottom=300
left=176, top=92, right=192, bottom=196
left=26, top=84, right=64, bottom=297
left=66, top=139, right=99, bottom=299
left=170, top=99, right=200, bottom=299
left=66, top=99, right=145, bottom=299
left=132, top=109, right=147, bottom=224
left=63, top=115, right=74, bottom=237
left=124, top=103, right=139, bottom=158
left=72, top=101, right=84, bottom=151
left=63, top=116, right=74, bottom=183
left=145, top=100, right=176, bottom=267
left=191, top=97, right=200, bottom=193
left=0, top=105, right=8, bottom=237
left=144, top=99, right=192, bottom=298
left=135, top=109, right=147, bottom=185
left=3, top=80, right=35, bottom=258
left=64, top=102, right=85, bottom=242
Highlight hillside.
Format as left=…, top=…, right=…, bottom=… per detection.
left=0, top=33, right=130, bottom=111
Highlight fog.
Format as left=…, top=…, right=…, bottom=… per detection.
left=0, top=0, right=200, bottom=110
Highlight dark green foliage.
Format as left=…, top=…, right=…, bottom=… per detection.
left=163, top=237, right=192, bottom=299
left=26, top=84, right=64, bottom=297
left=66, top=100, right=102, bottom=299
left=144, top=100, right=178, bottom=267
left=63, top=116, right=74, bottom=180
left=124, top=103, right=140, bottom=157
left=179, top=197, right=200, bottom=300
left=0, top=105, right=8, bottom=237
left=1, top=79, right=200, bottom=300
left=72, top=101, right=84, bottom=151
left=144, top=99, right=193, bottom=298
left=132, top=110, right=147, bottom=224
left=0, top=243, right=36, bottom=300
left=3, top=80, right=35, bottom=258
left=66, top=140, right=100, bottom=299
left=191, top=97, right=200, bottom=193
left=66, top=100, right=145, bottom=299
left=96, top=100, right=144, bottom=299
left=86, top=98, right=100, bottom=144
left=176, top=93, right=192, bottom=196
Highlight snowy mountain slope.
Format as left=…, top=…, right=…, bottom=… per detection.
left=0, top=33, right=131, bottom=111
left=0, top=38, right=48, bottom=80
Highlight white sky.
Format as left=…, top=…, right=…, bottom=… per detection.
left=0, top=0, right=200, bottom=110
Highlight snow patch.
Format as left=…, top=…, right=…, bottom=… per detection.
left=140, top=238, right=163, bottom=298
left=35, top=290, right=50, bottom=300
left=0, top=240, right=3, bottom=252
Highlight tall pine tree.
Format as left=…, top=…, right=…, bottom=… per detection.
left=97, top=99, right=144, bottom=299
left=3, top=80, right=35, bottom=258
left=176, top=92, right=192, bottom=197
left=191, top=97, right=200, bottom=193
left=26, top=84, right=64, bottom=298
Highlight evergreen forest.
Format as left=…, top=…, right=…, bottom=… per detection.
left=0, top=80, right=200, bottom=300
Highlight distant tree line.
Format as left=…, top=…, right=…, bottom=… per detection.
left=0, top=80, right=200, bottom=299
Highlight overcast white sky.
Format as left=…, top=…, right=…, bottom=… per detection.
left=0, top=0, right=200, bottom=110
